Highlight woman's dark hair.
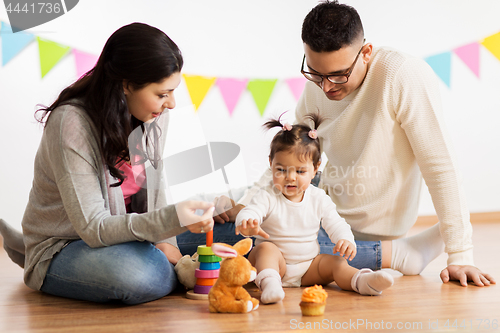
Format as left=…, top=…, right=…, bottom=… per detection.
left=263, top=113, right=323, bottom=167
left=302, top=0, right=364, bottom=52
left=36, top=22, right=183, bottom=186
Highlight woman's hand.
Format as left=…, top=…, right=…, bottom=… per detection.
left=156, top=243, right=182, bottom=265
left=235, top=219, right=269, bottom=238
left=175, top=200, right=215, bottom=233
left=333, top=239, right=357, bottom=261
left=213, top=196, right=245, bottom=224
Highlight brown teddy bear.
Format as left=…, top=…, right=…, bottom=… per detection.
left=208, top=238, right=260, bottom=313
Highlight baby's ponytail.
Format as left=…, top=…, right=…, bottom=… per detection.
left=263, top=112, right=289, bottom=132
left=263, top=112, right=323, bottom=167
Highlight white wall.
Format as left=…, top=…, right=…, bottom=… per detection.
left=1, top=0, right=499, bottom=231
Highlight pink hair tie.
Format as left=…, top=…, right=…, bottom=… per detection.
left=283, top=123, right=293, bottom=131
left=308, top=129, right=318, bottom=139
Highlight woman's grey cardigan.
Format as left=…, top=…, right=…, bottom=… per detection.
left=22, top=103, right=185, bottom=290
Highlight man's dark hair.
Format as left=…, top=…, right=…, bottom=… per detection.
left=302, top=0, right=364, bottom=52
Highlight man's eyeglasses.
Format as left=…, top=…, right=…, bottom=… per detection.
left=301, top=41, right=366, bottom=85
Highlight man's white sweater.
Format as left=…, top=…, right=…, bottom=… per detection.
left=242, top=47, right=473, bottom=266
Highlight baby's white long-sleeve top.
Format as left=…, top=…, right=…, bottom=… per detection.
left=236, top=182, right=355, bottom=264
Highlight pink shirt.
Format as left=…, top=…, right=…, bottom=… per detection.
left=117, top=160, right=146, bottom=209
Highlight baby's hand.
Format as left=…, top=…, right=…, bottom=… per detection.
left=235, top=219, right=269, bottom=239
left=333, top=239, right=357, bottom=261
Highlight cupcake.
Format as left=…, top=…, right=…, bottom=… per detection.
left=299, top=285, right=328, bottom=316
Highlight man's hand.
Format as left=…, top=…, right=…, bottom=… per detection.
left=235, top=219, right=269, bottom=238
left=213, top=196, right=245, bottom=224
left=440, top=265, right=496, bottom=287
left=333, top=239, right=357, bottom=261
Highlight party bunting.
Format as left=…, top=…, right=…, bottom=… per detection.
left=183, top=74, right=217, bottom=111
left=216, top=78, right=248, bottom=116
left=285, top=77, right=307, bottom=101
left=1, top=20, right=500, bottom=113
left=425, top=52, right=452, bottom=87
left=37, top=37, right=71, bottom=78
left=453, top=42, right=480, bottom=78
left=247, top=79, right=278, bottom=116
left=1, top=21, right=35, bottom=66
left=73, top=49, right=98, bottom=78
left=481, top=32, right=500, bottom=62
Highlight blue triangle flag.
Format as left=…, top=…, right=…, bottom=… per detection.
left=1, top=21, right=35, bottom=66
left=425, top=52, right=452, bottom=88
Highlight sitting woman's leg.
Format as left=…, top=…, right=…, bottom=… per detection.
left=40, top=240, right=177, bottom=305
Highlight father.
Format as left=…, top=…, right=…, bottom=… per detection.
left=210, top=0, right=494, bottom=289
left=284, top=0, right=493, bottom=286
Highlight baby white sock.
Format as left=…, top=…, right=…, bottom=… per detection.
left=255, top=268, right=285, bottom=304
left=352, top=268, right=394, bottom=296
left=391, top=223, right=445, bottom=275
left=0, top=219, right=26, bottom=268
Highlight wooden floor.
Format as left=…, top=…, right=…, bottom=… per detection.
left=1, top=216, right=499, bottom=333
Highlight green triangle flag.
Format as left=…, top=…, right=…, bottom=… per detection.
left=37, top=37, right=71, bottom=78
left=247, top=79, right=278, bottom=116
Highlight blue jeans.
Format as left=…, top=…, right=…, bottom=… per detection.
left=177, top=223, right=382, bottom=270
left=317, top=227, right=382, bottom=270
left=41, top=240, right=177, bottom=305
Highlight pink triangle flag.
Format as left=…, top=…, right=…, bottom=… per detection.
left=216, top=78, right=248, bottom=116
left=285, top=77, right=307, bottom=101
left=453, top=42, right=480, bottom=78
left=73, top=49, right=98, bottom=79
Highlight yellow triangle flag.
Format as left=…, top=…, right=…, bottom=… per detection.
left=37, top=37, right=71, bottom=78
left=481, top=32, right=500, bottom=62
left=183, top=74, right=217, bottom=111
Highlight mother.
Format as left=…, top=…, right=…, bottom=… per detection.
left=0, top=23, right=215, bottom=304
